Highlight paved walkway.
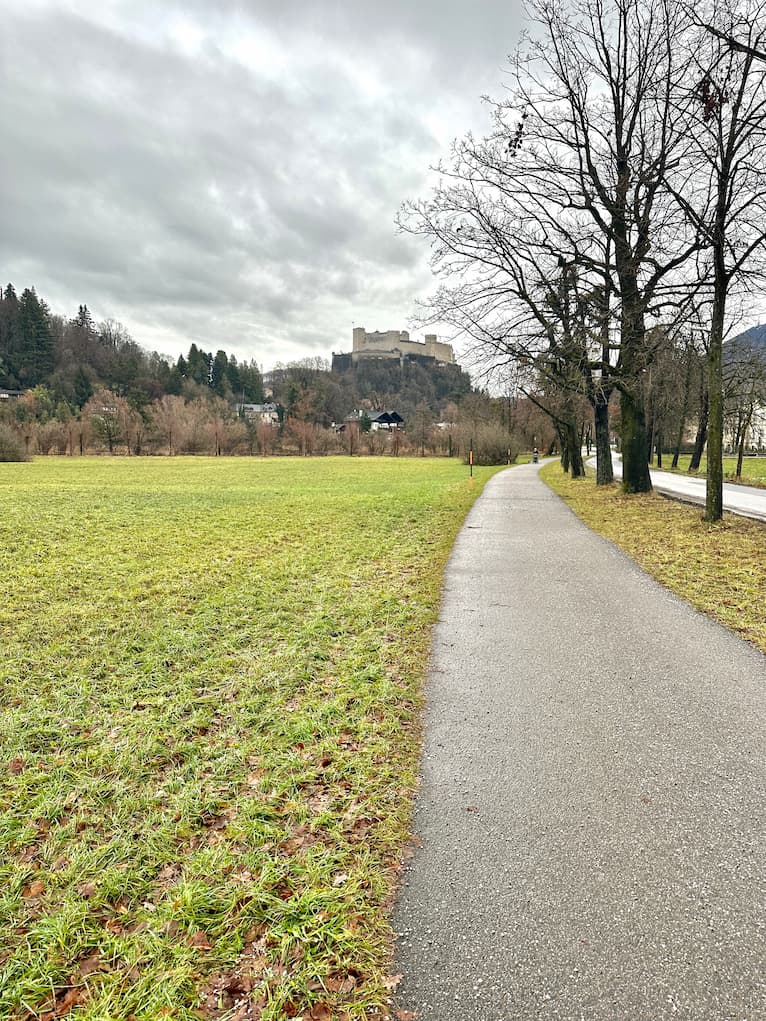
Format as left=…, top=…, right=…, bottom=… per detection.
left=394, top=463, right=766, bottom=1021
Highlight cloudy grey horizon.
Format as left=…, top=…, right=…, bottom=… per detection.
left=1, top=1, right=527, bottom=371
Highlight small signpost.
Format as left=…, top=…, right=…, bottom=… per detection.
left=469, top=438, right=474, bottom=490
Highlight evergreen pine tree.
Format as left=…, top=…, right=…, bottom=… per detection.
left=186, top=344, right=209, bottom=385
left=75, top=304, right=95, bottom=334
left=211, top=350, right=229, bottom=395
left=73, top=366, right=93, bottom=407
left=226, top=355, right=242, bottom=398
left=19, top=288, right=54, bottom=386
left=0, top=284, right=22, bottom=386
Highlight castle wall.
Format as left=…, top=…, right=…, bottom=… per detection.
left=351, top=327, right=455, bottom=365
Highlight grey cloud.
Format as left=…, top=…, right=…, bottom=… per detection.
left=2, top=0, right=526, bottom=367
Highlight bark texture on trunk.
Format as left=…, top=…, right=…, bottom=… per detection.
left=594, top=396, right=614, bottom=485
left=558, top=426, right=570, bottom=473
left=689, top=383, right=709, bottom=472
left=736, top=420, right=749, bottom=477
left=620, top=389, right=652, bottom=493
left=706, top=296, right=725, bottom=522
left=568, top=421, right=585, bottom=477
left=616, top=285, right=652, bottom=492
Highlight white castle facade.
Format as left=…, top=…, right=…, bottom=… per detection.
left=351, top=327, right=455, bottom=366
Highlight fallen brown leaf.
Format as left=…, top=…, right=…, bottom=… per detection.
left=39, top=986, right=83, bottom=1021
left=76, top=954, right=106, bottom=978
left=325, top=974, right=357, bottom=994
left=309, top=1005, right=333, bottom=1021
left=188, top=931, right=213, bottom=950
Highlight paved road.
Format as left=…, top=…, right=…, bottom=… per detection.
left=393, top=462, right=766, bottom=1021
left=608, top=455, right=766, bottom=522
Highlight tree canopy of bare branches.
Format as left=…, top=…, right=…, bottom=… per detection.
left=401, top=0, right=766, bottom=512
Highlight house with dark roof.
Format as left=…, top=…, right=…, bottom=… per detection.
left=340, top=409, right=405, bottom=432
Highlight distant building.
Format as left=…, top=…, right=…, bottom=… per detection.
left=237, top=402, right=279, bottom=424
left=0, top=389, right=25, bottom=400
left=344, top=327, right=456, bottom=367
left=337, top=409, right=405, bottom=432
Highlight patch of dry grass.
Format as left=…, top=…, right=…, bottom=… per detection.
left=541, top=462, right=766, bottom=655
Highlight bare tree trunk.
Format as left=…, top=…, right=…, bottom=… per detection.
left=736, top=409, right=753, bottom=477
left=594, top=394, right=614, bottom=485
left=620, top=389, right=652, bottom=493
left=706, top=289, right=725, bottom=521
left=617, top=290, right=652, bottom=493
left=559, top=422, right=571, bottom=469
left=568, top=421, right=585, bottom=477
left=689, top=382, right=709, bottom=472
left=646, top=414, right=655, bottom=466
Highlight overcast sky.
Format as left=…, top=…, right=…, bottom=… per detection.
left=1, top=1, right=527, bottom=369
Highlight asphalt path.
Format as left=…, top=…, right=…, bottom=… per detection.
left=608, top=455, right=766, bottom=522
left=393, top=462, right=766, bottom=1021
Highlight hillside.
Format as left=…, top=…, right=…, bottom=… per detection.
left=726, top=323, right=766, bottom=358
left=0, top=282, right=473, bottom=423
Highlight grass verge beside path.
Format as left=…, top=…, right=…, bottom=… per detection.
left=0, top=456, right=500, bottom=1021
left=657, top=454, right=766, bottom=488
left=541, top=462, right=766, bottom=655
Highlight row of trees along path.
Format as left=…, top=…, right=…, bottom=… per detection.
left=400, top=0, right=766, bottom=520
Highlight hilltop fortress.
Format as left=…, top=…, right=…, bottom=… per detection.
left=351, top=327, right=455, bottom=365
left=332, top=328, right=456, bottom=372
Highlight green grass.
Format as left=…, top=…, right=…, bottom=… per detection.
left=541, top=461, right=766, bottom=655
left=0, top=456, right=501, bottom=1021
left=657, top=453, right=766, bottom=487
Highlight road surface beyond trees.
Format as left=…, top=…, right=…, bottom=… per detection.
left=609, top=455, right=766, bottom=522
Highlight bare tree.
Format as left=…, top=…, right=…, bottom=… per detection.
left=724, top=337, right=766, bottom=475
left=150, top=395, right=187, bottom=455
left=401, top=0, right=705, bottom=491
left=667, top=0, right=766, bottom=519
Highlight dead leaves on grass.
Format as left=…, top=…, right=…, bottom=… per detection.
left=34, top=953, right=111, bottom=1021
left=22, top=879, right=45, bottom=899
left=38, top=986, right=84, bottom=1021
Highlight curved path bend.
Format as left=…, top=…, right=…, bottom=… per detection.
left=394, top=462, right=765, bottom=1021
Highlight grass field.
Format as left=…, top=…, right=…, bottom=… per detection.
left=658, top=454, right=766, bottom=487
left=541, top=462, right=766, bottom=655
left=0, top=456, right=499, bottom=1021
